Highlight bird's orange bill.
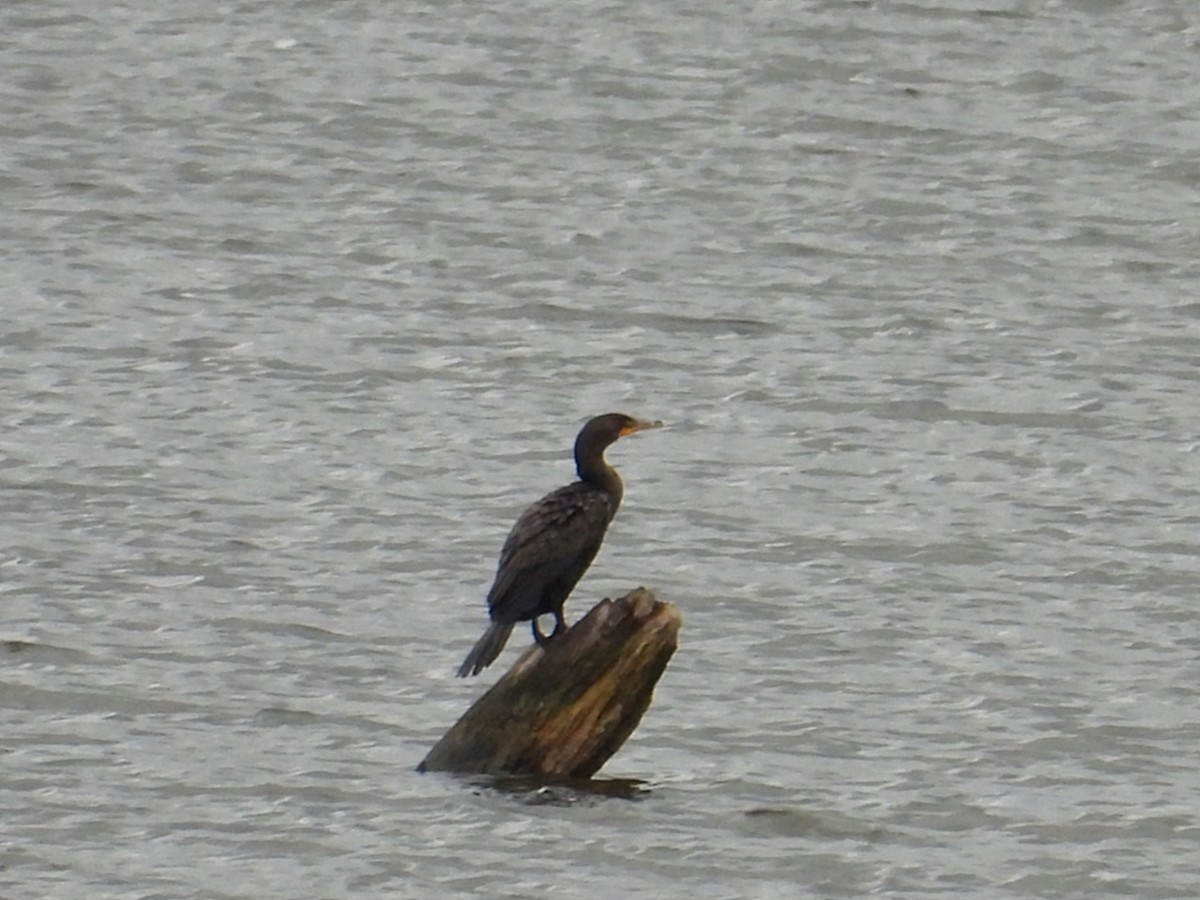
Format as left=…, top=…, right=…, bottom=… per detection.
left=619, top=418, right=664, bottom=436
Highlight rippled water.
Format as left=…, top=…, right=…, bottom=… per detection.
left=4, top=1, right=1200, bottom=897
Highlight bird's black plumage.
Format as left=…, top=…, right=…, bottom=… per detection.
left=456, top=413, right=661, bottom=677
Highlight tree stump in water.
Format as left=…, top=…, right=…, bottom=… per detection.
left=419, top=588, right=680, bottom=779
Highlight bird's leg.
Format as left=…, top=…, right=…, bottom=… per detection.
left=531, top=610, right=570, bottom=647
left=531, top=617, right=553, bottom=647
left=550, top=606, right=569, bottom=638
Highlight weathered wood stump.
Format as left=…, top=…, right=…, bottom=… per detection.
left=419, top=588, right=680, bottom=779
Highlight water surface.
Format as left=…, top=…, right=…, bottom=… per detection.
left=3, top=1, right=1199, bottom=897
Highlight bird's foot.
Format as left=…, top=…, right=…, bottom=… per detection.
left=532, top=616, right=569, bottom=647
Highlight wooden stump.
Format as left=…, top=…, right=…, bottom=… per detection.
left=418, top=588, right=680, bottom=779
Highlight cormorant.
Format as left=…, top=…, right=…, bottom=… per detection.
left=456, top=413, right=662, bottom=677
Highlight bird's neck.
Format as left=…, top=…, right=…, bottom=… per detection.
left=577, top=453, right=624, bottom=505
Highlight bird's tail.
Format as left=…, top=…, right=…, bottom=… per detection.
left=456, top=621, right=515, bottom=677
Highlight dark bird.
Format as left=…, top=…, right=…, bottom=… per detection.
left=456, top=413, right=662, bottom=677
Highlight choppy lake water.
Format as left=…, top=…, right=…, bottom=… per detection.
left=4, top=1, right=1200, bottom=897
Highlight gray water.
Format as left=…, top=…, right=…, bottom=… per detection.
left=3, top=1, right=1199, bottom=897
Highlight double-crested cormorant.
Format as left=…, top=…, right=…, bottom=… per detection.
left=456, top=413, right=662, bottom=677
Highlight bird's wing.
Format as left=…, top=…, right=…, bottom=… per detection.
left=486, top=483, right=615, bottom=608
